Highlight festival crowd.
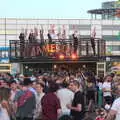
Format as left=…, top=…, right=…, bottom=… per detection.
left=0, top=68, right=120, bottom=120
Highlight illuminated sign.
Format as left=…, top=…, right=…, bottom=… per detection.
left=24, top=43, right=72, bottom=57
left=46, top=44, right=56, bottom=53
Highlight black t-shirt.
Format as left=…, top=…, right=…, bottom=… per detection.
left=71, top=91, right=84, bottom=119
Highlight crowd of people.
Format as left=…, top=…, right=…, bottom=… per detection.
left=18, top=28, right=97, bottom=58
left=0, top=68, right=120, bottom=120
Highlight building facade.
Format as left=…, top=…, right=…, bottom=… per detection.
left=102, top=1, right=119, bottom=9
left=88, top=1, right=120, bottom=20
left=0, top=18, right=120, bottom=55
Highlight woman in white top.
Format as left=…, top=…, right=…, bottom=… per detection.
left=0, top=87, right=11, bottom=120
left=106, top=85, right=120, bottom=120
left=102, top=75, right=113, bottom=106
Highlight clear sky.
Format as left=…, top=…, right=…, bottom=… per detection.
left=0, top=0, right=116, bottom=19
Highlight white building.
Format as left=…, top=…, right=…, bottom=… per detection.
left=0, top=18, right=120, bottom=55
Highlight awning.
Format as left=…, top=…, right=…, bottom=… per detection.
left=0, top=47, right=14, bottom=51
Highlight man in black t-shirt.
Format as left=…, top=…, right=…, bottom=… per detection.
left=67, top=80, right=84, bottom=120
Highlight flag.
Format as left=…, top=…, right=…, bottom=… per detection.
left=57, top=27, right=61, bottom=39
left=25, top=28, right=27, bottom=38
left=47, top=30, right=52, bottom=43
left=40, top=25, right=44, bottom=42
left=62, top=29, right=66, bottom=39
left=30, top=29, right=34, bottom=33
left=34, top=27, right=38, bottom=37
left=50, top=24, right=55, bottom=34
left=91, top=27, right=96, bottom=38
left=91, top=27, right=96, bottom=55
left=41, top=25, right=44, bottom=33
left=57, top=32, right=61, bottom=39
left=62, top=25, right=66, bottom=39
left=73, top=24, right=75, bottom=30
left=50, top=24, right=56, bottom=39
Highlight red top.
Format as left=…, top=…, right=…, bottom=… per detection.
left=95, top=117, right=105, bottom=120
left=41, top=92, right=61, bottom=120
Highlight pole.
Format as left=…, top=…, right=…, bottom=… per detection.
left=5, top=18, right=6, bottom=53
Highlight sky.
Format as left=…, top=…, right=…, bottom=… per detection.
left=0, top=0, right=116, bottom=19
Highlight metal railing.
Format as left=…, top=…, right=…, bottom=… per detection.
left=9, top=38, right=105, bottom=59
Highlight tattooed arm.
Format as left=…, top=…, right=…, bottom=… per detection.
left=106, top=110, right=116, bottom=120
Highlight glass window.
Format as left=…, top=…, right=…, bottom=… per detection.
left=38, top=19, right=48, bottom=24
left=6, top=30, right=16, bottom=35
left=0, top=24, right=5, bottom=30
left=6, top=24, right=17, bottom=29
left=69, top=20, right=79, bottom=24
left=113, top=20, right=120, bottom=25
left=0, top=30, right=5, bottom=34
left=103, top=35, right=120, bottom=40
left=107, top=45, right=120, bottom=51
left=6, top=19, right=17, bottom=24
left=59, top=20, right=69, bottom=24
left=17, top=19, right=27, bottom=24
left=27, top=19, right=38, bottom=24
left=91, top=20, right=101, bottom=25
left=80, top=30, right=91, bottom=35
left=102, top=31, right=113, bottom=35
left=17, top=24, right=27, bottom=30
left=79, top=20, right=91, bottom=25
left=0, top=19, right=5, bottom=24
left=102, top=20, right=112, bottom=25
left=6, top=35, right=17, bottom=40
left=48, top=19, right=58, bottom=24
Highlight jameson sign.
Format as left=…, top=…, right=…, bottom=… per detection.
left=22, top=43, right=72, bottom=57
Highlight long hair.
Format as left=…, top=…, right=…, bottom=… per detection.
left=0, top=87, right=10, bottom=102
left=0, top=87, right=11, bottom=116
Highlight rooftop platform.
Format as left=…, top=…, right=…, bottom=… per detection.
left=9, top=38, right=106, bottom=63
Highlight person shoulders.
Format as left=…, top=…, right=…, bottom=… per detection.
left=57, top=88, right=74, bottom=95
left=41, top=92, right=45, bottom=98
left=102, top=82, right=110, bottom=87
left=75, top=91, right=83, bottom=96
left=57, top=88, right=74, bottom=102
left=41, top=93, right=61, bottom=107
left=74, top=91, right=84, bottom=101
left=42, top=92, right=57, bottom=100
left=112, top=97, right=120, bottom=105
left=102, top=82, right=107, bottom=86
left=111, top=97, right=120, bottom=111
left=28, top=87, right=37, bottom=95
left=14, top=90, right=24, bottom=101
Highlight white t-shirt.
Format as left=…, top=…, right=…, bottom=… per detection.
left=0, top=104, right=10, bottom=120
left=111, top=97, right=120, bottom=120
left=57, top=88, right=74, bottom=115
left=102, top=82, right=111, bottom=97
left=34, top=92, right=45, bottom=119
left=98, top=82, right=103, bottom=90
